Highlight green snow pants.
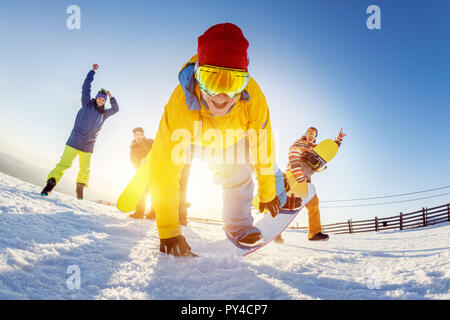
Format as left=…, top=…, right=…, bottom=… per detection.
left=47, top=145, right=92, bottom=187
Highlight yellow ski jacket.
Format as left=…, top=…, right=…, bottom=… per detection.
left=147, top=54, right=277, bottom=239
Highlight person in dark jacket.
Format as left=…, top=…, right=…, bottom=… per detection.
left=129, top=127, right=191, bottom=225
left=41, top=64, right=119, bottom=199
left=130, top=127, right=153, bottom=170
left=129, top=127, right=154, bottom=219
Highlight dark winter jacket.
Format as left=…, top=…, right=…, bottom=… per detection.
left=130, top=138, right=154, bottom=169
left=66, top=70, right=119, bottom=153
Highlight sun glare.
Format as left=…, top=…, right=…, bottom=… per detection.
left=186, top=158, right=223, bottom=220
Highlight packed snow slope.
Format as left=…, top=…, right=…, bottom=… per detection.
left=0, top=172, right=448, bottom=300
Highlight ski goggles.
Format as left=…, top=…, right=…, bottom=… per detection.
left=306, top=130, right=317, bottom=138
left=195, top=64, right=250, bottom=98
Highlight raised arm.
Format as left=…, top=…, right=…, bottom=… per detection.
left=81, top=64, right=98, bottom=107
left=103, top=90, right=119, bottom=119
left=334, top=128, right=347, bottom=146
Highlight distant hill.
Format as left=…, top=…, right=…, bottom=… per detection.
left=0, top=152, right=57, bottom=190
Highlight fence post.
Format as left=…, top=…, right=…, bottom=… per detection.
left=399, top=212, right=403, bottom=230
left=422, top=207, right=427, bottom=227
left=348, top=219, right=352, bottom=234
left=375, top=216, right=378, bottom=232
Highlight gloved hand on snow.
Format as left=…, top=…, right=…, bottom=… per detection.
left=159, top=234, right=197, bottom=257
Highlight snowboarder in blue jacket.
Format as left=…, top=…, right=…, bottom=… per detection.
left=41, top=64, right=119, bottom=199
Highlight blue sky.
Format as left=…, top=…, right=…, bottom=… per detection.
left=0, top=0, right=449, bottom=225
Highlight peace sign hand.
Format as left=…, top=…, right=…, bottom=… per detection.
left=336, top=128, right=347, bottom=142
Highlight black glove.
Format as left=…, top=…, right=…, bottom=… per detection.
left=259, top=196, right=281, bottom=218
left=159, top=235, right=196, bottom=257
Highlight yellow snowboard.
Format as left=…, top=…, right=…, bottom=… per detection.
left=296, top=138, right=339, bottom=179
left=313, top=139, right=339, bottom=163
left=117, top=163, right=150, bottom=213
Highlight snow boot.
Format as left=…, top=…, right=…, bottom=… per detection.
left=144, top=207, right=156, bottom=220
left=308, top=232, right=329, bottom=241
left=143, top=213, right=154, bottom=220
left=41, top=177, right=56, bottom=196
left=226, top=226, right=264, bottom=248
left=76, top=183, right=85, bottom=200
left=160, top=234, right=197, bottom=257
left=129, top=211, right=145, bottom=219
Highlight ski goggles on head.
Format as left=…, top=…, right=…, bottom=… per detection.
left=306, top=130, right=317, bottom=138
left=195, top=64, right=250, bottom=98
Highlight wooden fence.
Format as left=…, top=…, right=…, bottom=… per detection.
left=96, top=200, right=116, bottom=207
left=95, top=198, right=450, bottom=234
left=320, top=203, right=450, bottom=234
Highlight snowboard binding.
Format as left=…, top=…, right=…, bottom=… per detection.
left=225, top=226, right=264, bottom=249
left=299, top=151, right=327, bottom=179
left=297, top=139, right=339, bottom=180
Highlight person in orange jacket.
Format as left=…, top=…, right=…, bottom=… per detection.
left=275, top=127, right=346, bottom=243
left=146, top=23, right=291, bottom=256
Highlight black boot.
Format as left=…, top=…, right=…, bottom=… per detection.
left=308, top=232, right=329, bottom=241
left=144, top=207, right=156, bottom=220
left=76, top=183, right=85, bottom=200
left=41, top=178, right=56, bottom=196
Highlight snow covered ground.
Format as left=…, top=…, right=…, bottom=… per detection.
left=0, top=172, right=448, bottom=300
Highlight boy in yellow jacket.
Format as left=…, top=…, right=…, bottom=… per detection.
left=147, top=23, right=290, bottom=256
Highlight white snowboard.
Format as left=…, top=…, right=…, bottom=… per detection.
left=194, top=183, right=316, bottom=257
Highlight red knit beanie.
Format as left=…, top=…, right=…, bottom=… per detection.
left=197, top=23, right=249, bottom=71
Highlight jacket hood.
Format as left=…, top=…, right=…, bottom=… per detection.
left=177, top=54, right=250, bottom=111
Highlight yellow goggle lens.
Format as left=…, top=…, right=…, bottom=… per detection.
left=195, top=65, right=250, bottom=98
left=306, top=130, right=317, bottom=138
